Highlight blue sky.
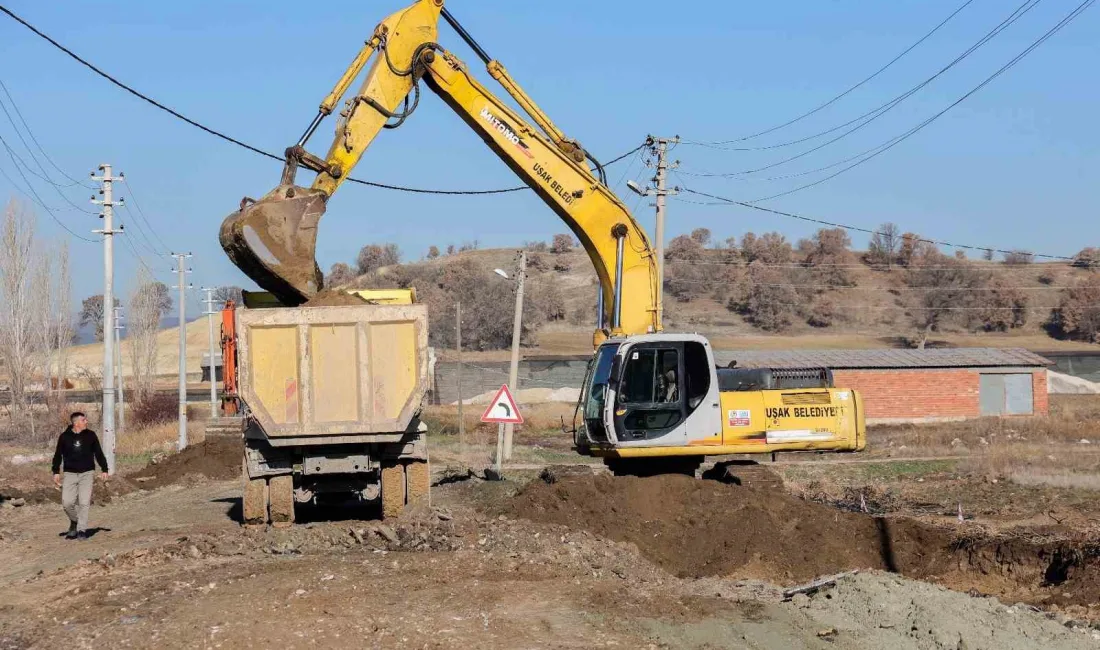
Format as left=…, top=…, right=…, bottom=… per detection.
left=0, top=0, right=1095, bottom=305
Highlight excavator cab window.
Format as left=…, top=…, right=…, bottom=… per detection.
left=684, top=341, right=711, bottom=413
left=614, top=345, right=684, bottom=439
left=580, top=342, right=620, bottom=442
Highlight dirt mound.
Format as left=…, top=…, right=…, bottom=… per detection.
left=127, top=437, right=243, bottom=489
left=507, top=473, right=943, bottom=582
left=302, top=289, right=368, bottom=307
left=505, top=474, right=1100, bottom=611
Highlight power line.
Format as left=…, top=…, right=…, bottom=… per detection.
left=678, top=0, right=1093, bottom=205
left=0, top=133, right=94, bottom=242
left=0, top=76, right=96, bottom=189
left=683, top=0, right=1040, bottom=162
left=684, top=0, right=977, bottom=146
left=118, top=176, right=171, bottom=255
left=666, top=258, right=1081, bottom=271
left=667, top=277, right=1077, bottom=291
left=740, top=0, right=1094, bottom=203
left=0, top=5, right=639, bottom=196
left=676, top=188, right=1076, bottom=262
left=0, top=116, right=97, bottom=214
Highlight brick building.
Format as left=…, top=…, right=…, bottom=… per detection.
left=714, top=348, right=1051, bottom=424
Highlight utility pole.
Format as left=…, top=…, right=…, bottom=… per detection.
left=202, top=287, right=219, bottom=418
left=628, top=136, right=679, bottom=328
left=503, top=250, right=526, bottom=461
left=91, top=164, right=122, bottom=474
left=114, top=306, right=125, bottom=437
left=172, top=253, right=192, bottom=450
left=455, top=301, right=465, bottom=447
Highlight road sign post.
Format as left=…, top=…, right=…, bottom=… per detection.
left=480, top=385, right=523, bottom=479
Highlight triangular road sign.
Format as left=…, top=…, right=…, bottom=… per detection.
left=480, top=384, right=524, bottom=424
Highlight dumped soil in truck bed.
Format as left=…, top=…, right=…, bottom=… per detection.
left=128, top=437, right=243, bottom=489
left=505, top=473, right=1100, bottom=612
left=302, top=289, right=369, bottom=307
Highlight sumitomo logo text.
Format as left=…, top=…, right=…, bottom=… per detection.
left=480, top=107, right=520, bottom=145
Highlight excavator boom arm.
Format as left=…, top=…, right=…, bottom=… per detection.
left=219, top=0, right=660, bottom=341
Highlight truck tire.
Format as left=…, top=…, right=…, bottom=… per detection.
left=242, top=457, right=268, bottom=526
left=268, top=475, right=295, bottom=527
left=380, top=462, right=406, bottom=520
left=404, top=460, right=430, bottom=509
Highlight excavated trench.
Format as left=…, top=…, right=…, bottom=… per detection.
left=505, top=473, right=1100, bottom=610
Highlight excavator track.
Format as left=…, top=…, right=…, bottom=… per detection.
left=702, top=460, right=785, bottom=490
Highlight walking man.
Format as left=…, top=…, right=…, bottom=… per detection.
left=51, top=412, right=109, bottom=540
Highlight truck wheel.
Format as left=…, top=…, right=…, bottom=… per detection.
left=242, top=457, right=268, bottom=526
left=380, top=462, right=406, bottom=520
left=404, top=460, right=430, bottom=509
left=268, top=475, right=295, bottom=527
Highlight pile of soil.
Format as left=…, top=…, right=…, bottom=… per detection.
left=127, top=437, right=243, bottom=489
left=506, top=473, right=944, bottom=582
left=302, top=289, right=368, bottom=307
left=505, top=473, right=1100, bottom=611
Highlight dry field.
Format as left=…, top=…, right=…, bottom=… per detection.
left=3, top=396, right=1100, bottom=648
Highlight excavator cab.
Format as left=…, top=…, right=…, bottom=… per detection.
left=575, top=334, right=722, bottom=452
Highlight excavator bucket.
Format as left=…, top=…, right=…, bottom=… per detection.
left=219, top=184, right=327, bottom=306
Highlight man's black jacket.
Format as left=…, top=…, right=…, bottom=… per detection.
left=51, top=428, right=109, bottom=474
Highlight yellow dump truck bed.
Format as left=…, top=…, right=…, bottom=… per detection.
left=235, top=303, right=429, bottom=440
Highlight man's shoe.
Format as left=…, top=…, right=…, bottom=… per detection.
left=75, top=531, right=87, bottom=541
left=64, top=523, right=78, bottom=540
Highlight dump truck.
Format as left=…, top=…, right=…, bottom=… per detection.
left=221, top=291, right=430, bottom=526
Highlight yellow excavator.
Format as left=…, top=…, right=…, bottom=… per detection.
left=220, top=0, right=865, bottom=477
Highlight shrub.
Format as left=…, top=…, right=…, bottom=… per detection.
left=131, top=392, right=178, bottom=427
left=550, top=233, right=574, bottom=254
left=1073, top=247, right=1099, bottom=271
left=356, top=243, right=400, bottom=274
left=427, top=246, right=440, bottom=259
left=734, top=262, right=798, bottom=332
left=801, top=227, right=853, bottom=287
left=1049, top=275, right=1100, bottom=343
left=326, top=262, right=355, bottom=287
left=1003, top=250, right=1034, bottom=266
left=664, top=235, right=708, bottom=302
left=690, top=228, right=711, bottom=246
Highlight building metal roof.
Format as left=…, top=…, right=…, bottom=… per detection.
left=712, top=348, right=1052, bottom=370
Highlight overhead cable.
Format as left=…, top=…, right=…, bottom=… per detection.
left=0, top=5, right=639, bottom=196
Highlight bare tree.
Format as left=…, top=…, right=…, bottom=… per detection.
left=356, top=243, right=401, bottom=274
left=689, top=228, right=712, bottom=246
left=79, top=294, right=118, bottom=341
left=0, top=199, right=49, bottom=423
left=127, top=266, right=164, bottom=404
left=867, top=222, right=900, bottom=269
left=326, top=262, right=355, bottom=287
left=550, top=234, right=574, bottom=253
left=212, top=285, right=243, bottom=306
left=49, top=240, right=74, bottom=392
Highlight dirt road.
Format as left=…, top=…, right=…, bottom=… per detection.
left=2, top=469, right=1099, bottom=649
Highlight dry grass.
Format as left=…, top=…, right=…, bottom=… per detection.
left=115, top=421, right=180, bottom=459
left=423, top=402, right=575, bottom=437
left=872, top=395, right=1100, bottom=453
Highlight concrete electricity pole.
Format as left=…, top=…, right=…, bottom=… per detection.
left=455, top=301, right=465, bottom=446
left=503, top=250, right=526, bottom=460
left=91, top=163, right=122, bottom=474
left=201, top=287, right=219, bottom=418
left=628, top=136, right=679, bottom=327
left=114, top=305, right=125, bottom=437
left=172, top=253, right=192, bottom=450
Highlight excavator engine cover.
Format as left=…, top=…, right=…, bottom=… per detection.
left=219, top=184, right=327, bottom=305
